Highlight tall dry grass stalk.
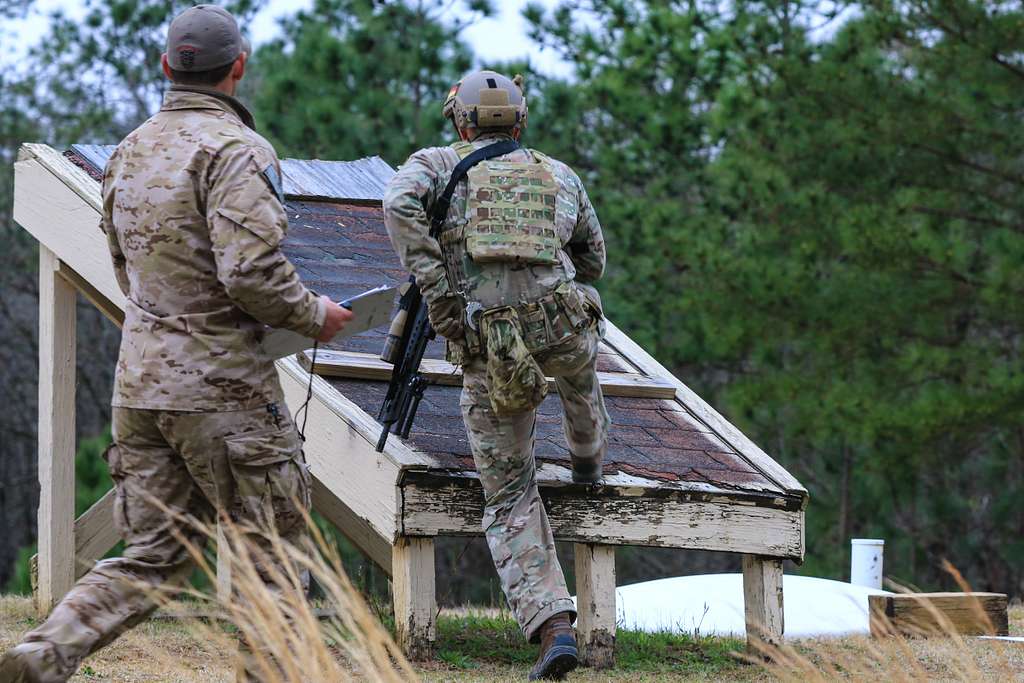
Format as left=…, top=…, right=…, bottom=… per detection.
left=149, top=502, right=418, bottom=683
left=749, top=562, right=1021, bottom=682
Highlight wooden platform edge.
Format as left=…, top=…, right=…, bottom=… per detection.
left=301, top=349, right=678, bottom=400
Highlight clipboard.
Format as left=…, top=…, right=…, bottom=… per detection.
left=260, top=285, right=397, bottom=359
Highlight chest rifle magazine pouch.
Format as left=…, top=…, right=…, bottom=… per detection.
left=481, top=307, right=549, bottom=416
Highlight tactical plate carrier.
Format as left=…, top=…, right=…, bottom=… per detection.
left=466, top=159, right=561, bottom=265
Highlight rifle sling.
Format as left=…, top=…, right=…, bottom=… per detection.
left=429, top=138, right=522, bottom=237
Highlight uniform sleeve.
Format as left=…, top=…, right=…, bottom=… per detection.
left=100, top=170, right=130, bottom=297
left=382, top=149, right=451, bottom=304
left=567, top=181, right=606, bottom=284
left=207, top=142, right=325, bottom=337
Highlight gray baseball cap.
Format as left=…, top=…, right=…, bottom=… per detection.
left=166, top=4, right=251, bottom=72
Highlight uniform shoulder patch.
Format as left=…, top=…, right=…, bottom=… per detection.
left=260, top=163, right=286, bottom=204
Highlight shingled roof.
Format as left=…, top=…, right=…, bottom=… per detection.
left=66, top=144, right=800, bottom=501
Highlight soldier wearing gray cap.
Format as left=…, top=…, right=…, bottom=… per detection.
left=0, top=5, right=353, bottom=683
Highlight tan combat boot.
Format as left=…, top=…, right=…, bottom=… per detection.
left=528, top=612, right=579, bottom=680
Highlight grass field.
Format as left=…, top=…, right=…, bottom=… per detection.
left=2, top=595, right=1022, bottom=681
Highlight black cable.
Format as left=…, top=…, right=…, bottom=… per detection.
left=297, top=341, right=318, bottom=442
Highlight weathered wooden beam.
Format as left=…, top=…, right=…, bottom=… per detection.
left=37, top=245, right=78, bottom=613
left=301, top=349, right=677, bottom=400
left=74, top=489, right=118, bottom=578
left=742, top=555, right=785, bottom=655
left=14, top=150, right=125, bottom=311
left=57, top=262, right=124, bottom=328
left=574, top=543, right=616, bottom=669
left=402, top=475, right=804, bottom=559
left=869, top=593, right=1009, bottom=638
left=310, top=478, right=392, bottom=576
left=392, top=537, right=436, bottom=660
left=276, top=357, right=407, bottom=547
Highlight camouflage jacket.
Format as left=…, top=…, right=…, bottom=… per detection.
left=383, top=134, right=606, bottom=349
left=101, top=86, right=324, bottom=411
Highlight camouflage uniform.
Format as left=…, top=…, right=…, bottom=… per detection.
left=0, top=87, right=319, bottom=683
left=383, top=133, right=610, bottom=642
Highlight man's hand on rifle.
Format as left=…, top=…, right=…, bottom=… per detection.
left=317, top=295, right=355, bottom=343
left=428, top=292, right=465, bottom=341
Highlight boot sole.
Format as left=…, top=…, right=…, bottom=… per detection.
left=529, top=645, right=579, bottom=680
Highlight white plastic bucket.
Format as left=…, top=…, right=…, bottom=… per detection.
left=850, top=539, right=884, bottom=589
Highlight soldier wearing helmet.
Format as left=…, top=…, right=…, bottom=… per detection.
left=384, top=70, right=609, bottom=681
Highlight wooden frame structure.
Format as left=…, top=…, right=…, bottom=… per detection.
left=14, top=142, right=807, bottom=665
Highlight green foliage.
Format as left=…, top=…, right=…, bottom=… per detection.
left=251, top=0, right=489, bottom=165
left=4, top=545, right=36, bottom=596
left=74, top=429, right=113, bottom=517
left=528, top=0, right=1024, bottom=592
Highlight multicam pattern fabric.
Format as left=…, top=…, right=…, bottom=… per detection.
left=384, top=132, right=610, bottom=641
left=465, top=159, right=560, bottom=265
left=383, top=134, right=605, bottom=316
left=482, top=307, right=549, bottom=415
left=0, top=404, right=311, bottom=683
left=461, top=325, right=610, bottom=641
left=101, top=86, right=325, bottom=412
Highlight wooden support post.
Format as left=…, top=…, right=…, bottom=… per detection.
left=742, top=555, right=784, bottom=655
left=574, top=543, right=616, bottom=669
left=37, top=247, right=77, bottom=613
left=392, top=537, right=436, bottom=660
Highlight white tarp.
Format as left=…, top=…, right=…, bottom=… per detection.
left=583, top=574, right=891, bottom=638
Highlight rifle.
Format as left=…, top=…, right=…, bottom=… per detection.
left=375, top=139, right=521, bottom=452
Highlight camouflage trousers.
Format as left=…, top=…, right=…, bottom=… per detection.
left=462, top=325, right=610, bottom=642
left=0, top=403, right=311, bottom=683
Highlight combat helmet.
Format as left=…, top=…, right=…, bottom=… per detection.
left=443, top=70, right=528, bottom=131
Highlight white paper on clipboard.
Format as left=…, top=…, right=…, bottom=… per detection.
left=260, top=285, right=397, bottom=359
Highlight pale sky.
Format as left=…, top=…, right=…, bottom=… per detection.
left=0, top=0, right=573, bottom=76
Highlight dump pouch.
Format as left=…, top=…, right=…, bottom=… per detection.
left=481, top=307, right=549, bottom=415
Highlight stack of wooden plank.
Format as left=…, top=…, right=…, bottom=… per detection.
left=869, top=593, right=1009, bottom=637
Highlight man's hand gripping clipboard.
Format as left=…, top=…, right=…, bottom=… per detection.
left=260, top=285, right=397, bottom=359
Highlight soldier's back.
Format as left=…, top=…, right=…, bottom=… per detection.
left=102, top=90, right=286, bottom=411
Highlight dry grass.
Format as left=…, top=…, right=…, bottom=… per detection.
left=2, top=505, right=417, bottom=682
left=1, top=595, right=234, bottom=682
left=156, top=511, right=416, bottom=682
left=753, top=568, right=1024, bottom=682
left=5, top=543, right=1024, bottom=683
left=4, top=594, right=1024, bottom=682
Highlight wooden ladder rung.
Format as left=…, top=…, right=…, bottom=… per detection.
left=300, top=349, right=677, bottom=400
